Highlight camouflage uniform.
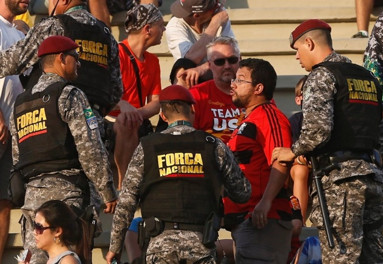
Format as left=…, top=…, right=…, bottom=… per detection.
left=109, top=125, right=251, bottom=263
left=364, top=13, right=383, bottom=157
left=9, top=73, right=118, bottom=264
left=0, top=5, right=123, bottom=129
left=292, top=52, right=383, bottom=263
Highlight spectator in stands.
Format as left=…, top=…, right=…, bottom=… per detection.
left=19, top=200, right=90, bottom=264
left=289, top=75, right=310, bottom=221
left=226, top=58, right=293, bottom=263
left=166, top=0, right=235, bottom=88
left=352, top=0, right=374, bottom=38
left=0, top=0, right=28, bottom=262
left=92, top=0, right=162, bottom=28
left=109, top=3, right=165, bottom=189
left=190, top=36, right=242, bottom=143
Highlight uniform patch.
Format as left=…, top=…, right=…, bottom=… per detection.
left=237, top=122, right=257, bottom=139
left=84, top=107, right=98, bottom=129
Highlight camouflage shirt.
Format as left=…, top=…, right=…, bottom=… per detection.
left=0, top=6, right=122, bottom=109
left=9, top=73, right=117, bottom=203
left=109, top=125, right=251, bottom=253
left=364, top=13, right=383, bottom=86
left=291, top=52, right=383, bottom=184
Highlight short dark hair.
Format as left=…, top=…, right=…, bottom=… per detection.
left=239, top=58, right=277, bottom=100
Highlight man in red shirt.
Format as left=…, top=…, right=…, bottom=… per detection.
left=109, top=4, right=165, bottom=189
left=226, top=58, right=293, bottom=263
left=190, top=36, right=241, bottom=143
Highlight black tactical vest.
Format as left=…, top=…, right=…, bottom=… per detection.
left=140, top=130, right=222, bottom=225
left=312, top=61, right=382, bottom=153
left=57, top=14, right=112, bottom=113
left=13, top=82, right=80, bottom=178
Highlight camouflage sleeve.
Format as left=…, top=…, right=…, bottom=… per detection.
left=0, top=17, right=64, bottom=77
left=9, top=110, right=19, bottom=165
left=291, top=68, right=335, bottom=156
left=215, top=139, right=251, bottom=203
left=108, top=36, right=123, bottom=108
left=59, top=86, right=117, bottom=203
left=364, top=14, right=383, bottom=86
left=109, top=143, right=144, bottom=253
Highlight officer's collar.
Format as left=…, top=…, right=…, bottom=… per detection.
left=65, top=5, right=86, bottom=14
left=168, top=120, right=193, bottom=128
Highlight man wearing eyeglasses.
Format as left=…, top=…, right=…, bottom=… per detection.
left=189, top=36, right=241, bottom=144
left=226, top=58, right=293, bottom=263
left=9, top=36, right=117, bottom=264
left=166, top=0, right=235, bottom=87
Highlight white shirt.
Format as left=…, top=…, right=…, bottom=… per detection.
left=165, top=16, right=235, bottom=62
left=0, top=15, right=24, bottom=126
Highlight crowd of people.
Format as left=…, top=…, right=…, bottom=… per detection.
left=1, top=0, right=383, bottom=263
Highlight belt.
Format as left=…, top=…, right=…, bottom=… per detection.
left=329, top=150, right=372, bottom=163
left=163, top=222, right=204, bottom=233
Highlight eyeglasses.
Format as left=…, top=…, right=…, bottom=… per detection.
left=212, top=56, right=239, bottom=66
left=65, top=51, right=80, bottom=62
left=33, top=221, right=53, bottom=235
left=231, top=78, right=252, bottom=85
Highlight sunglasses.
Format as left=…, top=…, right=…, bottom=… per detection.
left=33, top=221, right=53, bottom=235
left=64, top=51, right=80, bottom=62
left=213, top=56, right=239, bottom=66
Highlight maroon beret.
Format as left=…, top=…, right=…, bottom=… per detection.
left=160, top=85, right=196, bottom=104
left=289, top=19, right=331, bottom=49
left=38, top=35, right=79, bottom=57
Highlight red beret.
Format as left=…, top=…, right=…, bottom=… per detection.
left=38, top=35, right=79, bottom=57
left=160, top=85, right=196, bottom=104
left=289, top=19, right=331, bottom=49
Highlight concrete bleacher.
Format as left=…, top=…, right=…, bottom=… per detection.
left=6, top=0, right=381, bottom=263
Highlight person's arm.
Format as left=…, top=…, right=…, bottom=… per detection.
left=59, top=86, right=117, bottom=206
left=252, top=161, right=288, bottom=229
left=364, top=14, right=383, bottom=86
left=9, top=110, right=19, bottom=165
left=88, top=0, right=111, bottom=28
left=108, top=38, right=124, bottom=110
left=0, top=17, right=63, bottom=77
left=107, top=144, right=144, bottom=261
left=138, top=94, right=160, bottom=119
left=184, top=9, right=230, bottom=64
left=216, top=140, right=251, bottom=203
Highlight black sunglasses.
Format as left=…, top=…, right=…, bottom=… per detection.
left=64, top=51, right=80, bottom=62
left=33, top=221, right=53, bottom=235
left=213, top=56, right=239, bottom=66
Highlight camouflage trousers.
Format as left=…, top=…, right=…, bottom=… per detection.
left=20, top=175, right=89, bottom=264
left=145, top=230, right=216, bottom=264
left=310, top=175, right=383, bottom=264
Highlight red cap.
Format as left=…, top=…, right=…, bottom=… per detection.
left=160, top=85, right=196, bottom=104
left=289, top=19, right=331, bottom=49
left=38, top=35, right=79, bottom=57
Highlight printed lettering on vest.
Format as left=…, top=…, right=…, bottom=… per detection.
left=75, top=39, right=108, bottom=67
left=16, top=108, right=47, bottom=142
left=347, top=78, right=379, bottom=105
left=157, top=152, right=204, bottom=177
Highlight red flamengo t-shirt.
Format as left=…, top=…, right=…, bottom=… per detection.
left=224, top=102, right=292, bottom=220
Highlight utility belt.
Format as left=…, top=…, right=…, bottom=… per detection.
left=314, top=149, right=382, bottom=171
left=139, top=213, right=220, bottom=250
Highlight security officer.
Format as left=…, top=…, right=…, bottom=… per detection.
left=9, top=35, right=118, bottom=264
left=0, top=0, right=122, bottom=122
left=106, top=85, right=251, bottom=264
left=272, top=19, right=383, bottom=263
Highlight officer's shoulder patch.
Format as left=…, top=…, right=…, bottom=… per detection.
left=84, top=107, right=98, bottom=130
left=237, top=122, right=257, bottom=139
